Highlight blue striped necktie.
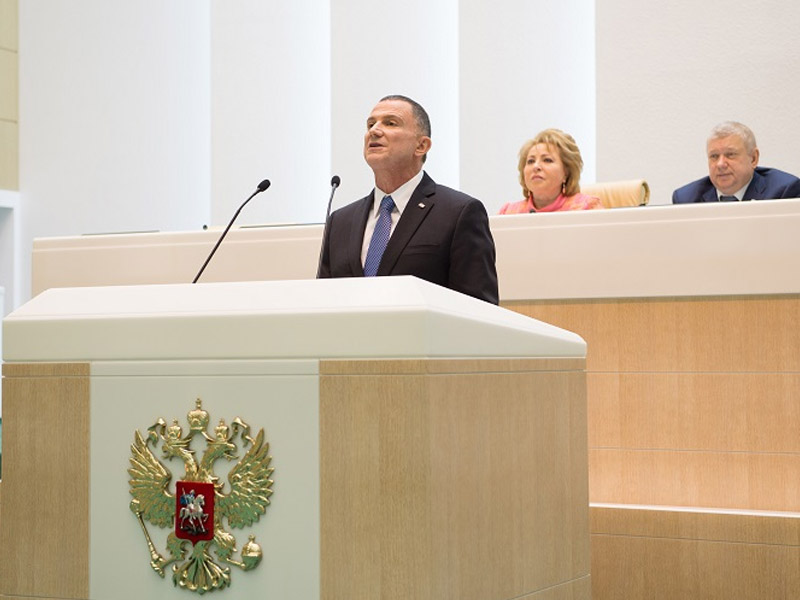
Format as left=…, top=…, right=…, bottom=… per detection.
left=363, top=195, right=395, bottom=276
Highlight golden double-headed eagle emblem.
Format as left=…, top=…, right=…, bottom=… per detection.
left=128, top=399, right=274, bottom=593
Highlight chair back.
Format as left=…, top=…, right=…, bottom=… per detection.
left=581, top=179, right=650, bottom=208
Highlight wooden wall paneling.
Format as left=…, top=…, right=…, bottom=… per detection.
left=511, top=576, right=592, bottom=600
left=590, top=449, right=800, bottom=510
left=590, top=506, right=800, bottom=600
left=503, top=296, right=800, bottom=598
left=591, top=534, right=800, bottom=600
left=589, top=373, right=800, bottom=453
left=505, top=295, right=800, bottom=373
left=505, top=296, right=800, bottom=510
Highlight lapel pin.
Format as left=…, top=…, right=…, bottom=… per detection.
left=418, top=203, right=426, bottom=208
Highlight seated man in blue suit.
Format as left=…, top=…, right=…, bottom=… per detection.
left=672, top=121, right=800, bottom=203
left=319, top=95, right=499, bottom=304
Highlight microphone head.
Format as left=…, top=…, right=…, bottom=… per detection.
left=257, top=179, right=271, bottom=192
left=331, top=175, right=341, bottom=188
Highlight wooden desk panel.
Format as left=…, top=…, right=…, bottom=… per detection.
left=504, top=295, right=800, bottom=599
left=505, top=295, right=800, bottom=373
left=591, top=506, right=800, bottom=600
left=504, top=297, right=800, bottom=512
left=588, top=373, right=800, bottom=454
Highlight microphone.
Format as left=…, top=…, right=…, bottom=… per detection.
left=316, top=175, right=341, bottom=278
left=192, top=178, right=271, bottom=283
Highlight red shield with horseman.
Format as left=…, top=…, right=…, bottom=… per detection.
left=175, top=481, right=215, bottom=542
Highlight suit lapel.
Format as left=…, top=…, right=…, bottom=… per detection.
left=702, top=186, right=718, bottom=203
left=377, top=173, right=436, bottom=276
left=743, top=170, right=765, bottom=200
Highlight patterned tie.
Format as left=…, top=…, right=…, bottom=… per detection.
left=363, top=195, right=395, bottom=277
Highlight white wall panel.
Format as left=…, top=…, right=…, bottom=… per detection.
left=211, top=1, right=331, bottom=226
left=330, top=0, right=460, bottom=211
left=18, top=1, right=211, bottom=302
left=459, top=0, right=596, bottom=213
left=596, top=0, right=800, bottom=205
left=20, top=1, right=798, bottom=310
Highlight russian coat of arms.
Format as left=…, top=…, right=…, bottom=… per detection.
left=128, top=399, right=274, bottom=593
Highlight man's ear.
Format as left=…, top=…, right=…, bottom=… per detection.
left=750, top=147, right=760, bottom=168
left=416, top=136, right=432, bottom=157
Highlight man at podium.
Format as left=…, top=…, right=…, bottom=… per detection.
left=318, top=94, right=499, bottom=304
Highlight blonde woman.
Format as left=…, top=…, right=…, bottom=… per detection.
left=500, top=129, right=602, bottom=213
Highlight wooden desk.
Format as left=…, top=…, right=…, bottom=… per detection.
left=492, top=201, right=800, bottom=599
left=27, top=199, right=800, bottom=600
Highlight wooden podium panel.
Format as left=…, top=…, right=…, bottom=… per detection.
left=0, top=363, right=90, bottom=599
left=0, top=358, right=589, bottom=600
left=320, top=359, right=589, bottom=600
left=0, top=279, right=590, bottom=600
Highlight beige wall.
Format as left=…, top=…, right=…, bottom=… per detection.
left=0, top=0, right=18, bottom=190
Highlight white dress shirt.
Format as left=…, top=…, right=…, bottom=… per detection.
left=717, top=176, right=753, bottom=201
left=361, top=169, right=425, bottom=266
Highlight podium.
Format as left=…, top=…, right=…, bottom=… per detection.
left=1, top=277, right=590, bottom=600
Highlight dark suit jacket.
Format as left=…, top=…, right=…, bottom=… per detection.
left=319, top=172, right=499, bottom=304
left=672, top=166, right=800, bottom=204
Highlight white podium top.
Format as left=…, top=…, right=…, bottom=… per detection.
left=3, top=277, right=585, bottom=362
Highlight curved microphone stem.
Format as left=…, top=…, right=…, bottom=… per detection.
left=316, top=176, right=341, bottom=278
left=192, top=179, right=270, bottom=284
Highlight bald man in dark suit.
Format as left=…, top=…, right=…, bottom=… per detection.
left=318, top=95, right=498, bottom=304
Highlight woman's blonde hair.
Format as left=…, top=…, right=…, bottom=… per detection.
left=517, top=129, right=584, bottom=198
